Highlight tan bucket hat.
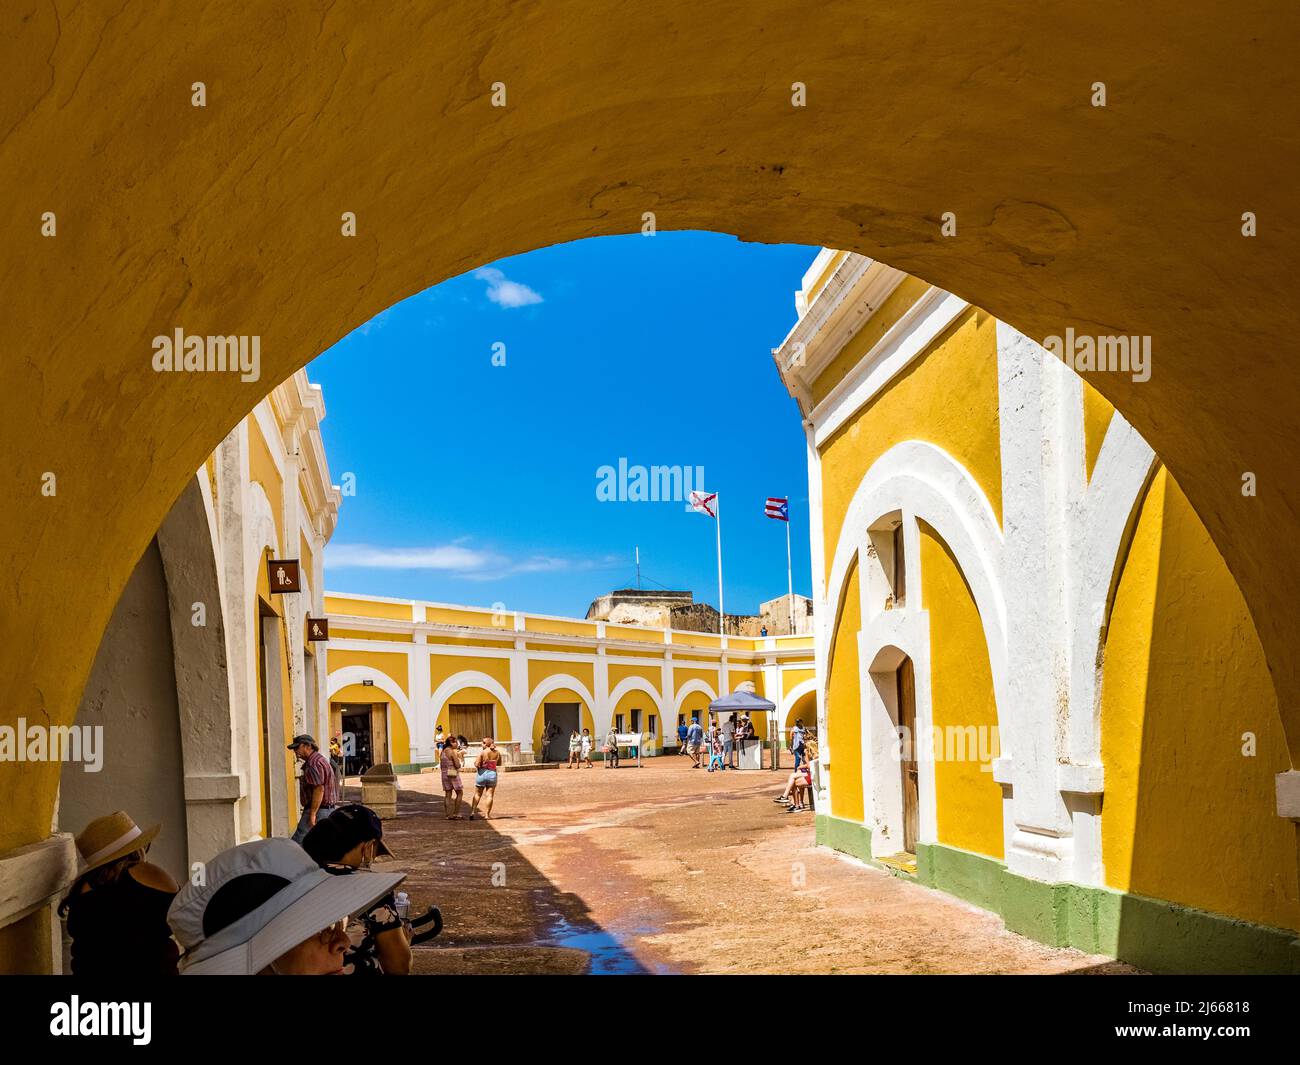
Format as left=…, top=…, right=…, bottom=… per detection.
left=74, top=810, right=161, bottom=875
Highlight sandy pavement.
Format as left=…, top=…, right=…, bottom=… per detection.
left=356, top=755, right=1134, bottom=975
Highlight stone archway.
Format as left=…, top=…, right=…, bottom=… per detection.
left=4, top=3, right=1300, bottom=956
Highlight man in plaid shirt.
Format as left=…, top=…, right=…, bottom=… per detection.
left=288, top=733, right=339, bottom=843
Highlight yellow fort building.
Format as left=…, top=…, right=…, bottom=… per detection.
left=774, top=250, right=1299, bottom=972
left=0, top=248, right=1297, bottom=976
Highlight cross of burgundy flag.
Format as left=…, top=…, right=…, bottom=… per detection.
left=688, top=489, right=717, bottom=518
left=765, top=496, right=789, bottom=521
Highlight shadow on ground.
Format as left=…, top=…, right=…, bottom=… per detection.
left=356, top=782, right=654, bottom=975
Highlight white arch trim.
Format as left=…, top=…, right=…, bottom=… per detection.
left=673, top=678, right=719, bottom=715
left=527, top=673, right=597, bottom=717
left=1066, top=410, right=1157, bottom=767
left=822, top=440, right=1008, bottom=717
left=429, top=670, right=513, bottom=719
left=327, top=665, right=414, bottom=725
left=781, top=676, right=818, bottom=722
left=609, top=675, right=667, bottom=717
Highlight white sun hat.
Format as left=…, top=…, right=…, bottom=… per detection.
left=168, top=837, right=405, bottom=975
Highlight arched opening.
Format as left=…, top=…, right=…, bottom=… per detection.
left=5, top=7, right=1299, bottom=974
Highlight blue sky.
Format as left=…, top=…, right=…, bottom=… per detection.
left=310, top=231, right=817, bottom=619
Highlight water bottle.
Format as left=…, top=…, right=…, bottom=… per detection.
left=394, top=890, right=410, bottom=922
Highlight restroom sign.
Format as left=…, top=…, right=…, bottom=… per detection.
left=307, top=616, right=329, bottom=642
left=267, top=559, right=301, bottom=593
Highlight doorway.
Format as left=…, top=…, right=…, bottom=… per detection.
left=338, top=703, right=377, bottom=776
left=897, top=657, right=919, bottom=854
left=543, top=702, right=579, bottom=762
left=450, top=702, right=494, bottom=742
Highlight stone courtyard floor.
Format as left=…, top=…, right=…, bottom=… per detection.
left=349, top=756, right=1137, bottom=975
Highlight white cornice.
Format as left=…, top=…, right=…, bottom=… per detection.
left=772, top=255, right=907, bottom=415
left=810, top=287, right=969, bottom=448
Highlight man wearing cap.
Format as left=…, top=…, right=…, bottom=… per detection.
left=303, top=803, right=412, bottom=974
left=289, top=733, right=338, bottom=844
left=167, top=836, right=406, bottom=974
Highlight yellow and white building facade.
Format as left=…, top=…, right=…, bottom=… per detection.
left=775, top=249, right=1300, bottom=973
left=323, top=593, right=816, bottom=768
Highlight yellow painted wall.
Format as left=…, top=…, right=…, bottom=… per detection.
left=606, top=625, right=665, bottom=644
left=608, top=662, right=661, bottom=691
left=826, top=562, right=863, bottom=821
left=528, top=659, right=594, bottom=698
left=1100, top=469, right=1299, bottom=931
left=673, top=667, right=720, bottom=702
left=425, top=605, right=497, bottom=627
left=389, top=702, right=411, bottom=764
left=673, top=631, right=724, bottom=649
left=248, top=418, right=286, bottom=553
left=430, top=654, right=510, bottom=697
left=783, top=668, right=815, bottom=696
left=525, top=616, right=598, bottom=638
left=785, top=690, right=817, bottom=732
left=920, top=523, right=1004, bottom=859
left=326, top=595, right=413, bottom=622
left=818, top=307, right=1002, bottom=585
left=1082, top=382, right=1114, bottom=482
left=299, top=531, right=316, bottom=591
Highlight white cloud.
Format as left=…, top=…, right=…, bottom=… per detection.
left=474, top=266, right=543, bottom=308
left=325, top=542, right=621, bottom=582
left=326, top=543, right=496, bottom=572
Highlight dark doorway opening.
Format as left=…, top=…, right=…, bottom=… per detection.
left=543, top=702, right=579, bottom=762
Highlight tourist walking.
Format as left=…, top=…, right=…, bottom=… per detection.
left=59, top=810, right=181, bottom=976
left=440, top=734, right=465, bottom=819
left=721, top=713, right=736, bottom=768
left=567, top=728, right=582, bottom=767
left=329, top=734, right=346, bottom=788
left=289, top=733, right=338, bottom=843
left=677, top=719, right=689, bottom=755
left=686, top=718, right=705, bottom=768
left=790, top=718, right=808, bottom=769
left=580, top=727, right=595, bottom=767
left=470, top=736, right=501, bottom=819
left=434, top=725, right=445, bottom=754
left=604, top=726, right=620, bottom=768
left=707, top=732, right=725, bottom=772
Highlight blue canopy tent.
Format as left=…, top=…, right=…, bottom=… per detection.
left=708, top=688, right=779, bottom=770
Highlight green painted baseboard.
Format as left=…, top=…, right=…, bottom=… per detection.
left=815, top=811, right=875, bottom=866
left=816, top=814, right=1300, bottom=974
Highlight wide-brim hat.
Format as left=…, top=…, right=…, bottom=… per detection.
left=169, top=837, right=404, bottom=975
left=74, top=811, right=161, bottom=875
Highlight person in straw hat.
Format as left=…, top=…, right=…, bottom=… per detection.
left=167, top=836, right=406, bottom=975
left=58, top=810, right=181, bottom=976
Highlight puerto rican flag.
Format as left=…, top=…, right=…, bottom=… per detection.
left=688, top=490, right=717, bottom=518
left=765, top=497, right=789, bottom=521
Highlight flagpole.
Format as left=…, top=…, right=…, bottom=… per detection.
left=785, top=506, right=794, bottom=634
left=715, top=493, right=725, bottom=636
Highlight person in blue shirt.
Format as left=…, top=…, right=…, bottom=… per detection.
left=686, top=719, right=706, bottom=768
left=676, top=719, right=690, bottom=756
left=790, top=719, right=808, bottom=769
